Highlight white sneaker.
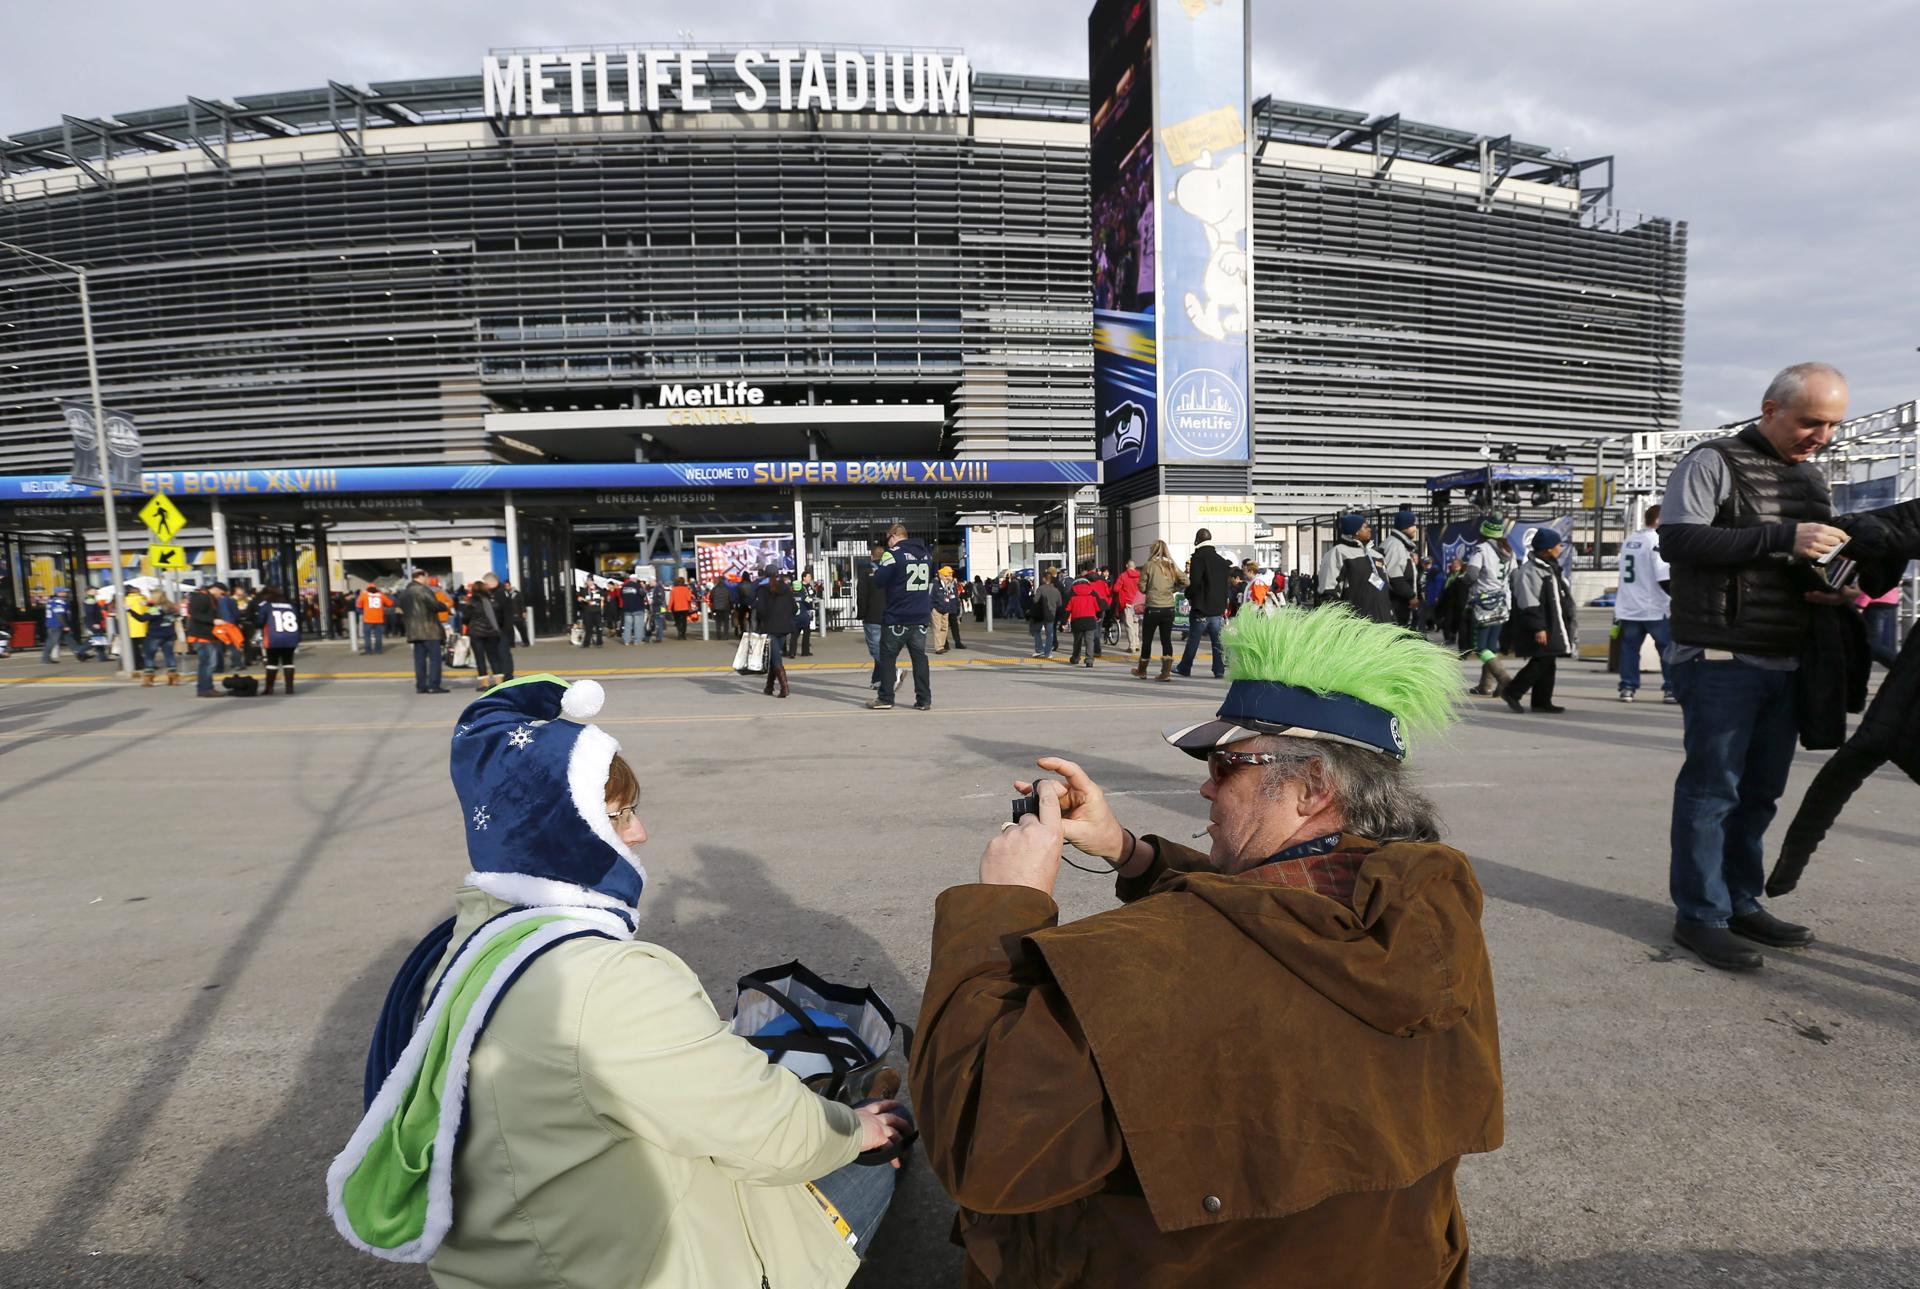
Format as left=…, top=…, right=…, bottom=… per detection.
left=1619, top=691, right=1635, bottom=703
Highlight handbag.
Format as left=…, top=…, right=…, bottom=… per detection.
left=569, top=622, right=586, bottom=647
left=730, top=961, right=912, bottom=1104
left=738, top=631, right=770, bottom=675
left=450, top=635, right=472, bottom=668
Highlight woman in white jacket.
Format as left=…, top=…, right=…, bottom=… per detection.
left=330, top=674, right=908, bottom=1287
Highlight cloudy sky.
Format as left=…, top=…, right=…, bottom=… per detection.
left=6, top=0, right=1916, bottom=426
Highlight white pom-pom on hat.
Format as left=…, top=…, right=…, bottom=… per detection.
left=560, top=678, right=605, bottom=721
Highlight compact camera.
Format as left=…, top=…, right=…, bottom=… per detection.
left=1010, top=778, right=1060, bottom=825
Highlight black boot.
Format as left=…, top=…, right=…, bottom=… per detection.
left=1728, top=907, right=1814, bottom=947
left=776, top=665, right=790, bottom=699
left=1673, top=921, right=1763, bottom=972
left=263, top=669, right=277, bottom=695
left=763, top=669, right=776, bottom=695
left=284, top=667, right=295, bottom=695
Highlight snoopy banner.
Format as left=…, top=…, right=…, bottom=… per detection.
left=1153, top=0, right=1252, bottom=464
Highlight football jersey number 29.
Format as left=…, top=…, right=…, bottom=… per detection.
left=906, top=564, right=931, bottom=591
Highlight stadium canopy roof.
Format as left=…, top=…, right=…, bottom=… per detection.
left=2, top=59, right=1607, bottom=203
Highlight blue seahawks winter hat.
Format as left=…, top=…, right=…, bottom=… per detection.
left=1337, top=513, right=1367, bottom=537
left=1531, top=526, right=1565, bottom=554
left=1394, top=507, right=1419, bottom=529
left=449, top=674, right=646, bottom=910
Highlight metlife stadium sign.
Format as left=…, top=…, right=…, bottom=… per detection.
left=483, top=48, right=972, bottom=118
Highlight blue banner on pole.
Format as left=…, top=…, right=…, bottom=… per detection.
left=1153, top=0, right=1251, bottom=464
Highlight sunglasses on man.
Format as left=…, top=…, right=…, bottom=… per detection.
left=1206, top=749, right=1311, bottom=783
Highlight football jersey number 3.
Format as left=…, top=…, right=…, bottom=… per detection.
left=906, top=564, right=931, bottom=591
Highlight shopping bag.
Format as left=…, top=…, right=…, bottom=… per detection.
left=569, top=622, right=585, bottom=647
left=730, top=961, right=912, bottom=1104
left=450, top=635, right=472, bottom=669
left=737, top=631, right=770, bottom=675
left=731, top=633, right=754, bottom=673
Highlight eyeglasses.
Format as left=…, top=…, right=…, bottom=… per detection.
left=606, top=803, right=640, bottom=827
left=1206, top=749, right=1308, bottom=783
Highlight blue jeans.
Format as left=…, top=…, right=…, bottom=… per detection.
left=623, top=610, right=644, bottom=644
left=1615, top=617, right=1672, bottom=694
left=1863, top=603, right=1898, bottom=668
left=864, top=622, right=884, bottom=683
left=765, top=631, right=784, bottom=672
left=645, top=609, right=663, bottom=642
left=196, top=639, right=219, bottom=693
left=42, top=627, right=85, bottom=661
left=413, top=639, right=443, bottom=691
left=1029, top=620, right=1057, bottom=655
left=809, top=1156, right=897, bottom=1257
left=1473, top=621, right=1504, bottom=656
left=1668, top=657, right=1799, bottom=927
left=878, top=623, right=931, bottom=706
left=1176, top=614, right=1225, bottom=677
left=365, top=622, right=385, bottom=653
left=144, top=634, right=176, bottom=674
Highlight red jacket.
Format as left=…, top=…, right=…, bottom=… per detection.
left=1113, top=568, right=1141, bottom=608
left=1087, top=578, right=1112, bottom=610
left=1066, top=581, right=1104, bottom=622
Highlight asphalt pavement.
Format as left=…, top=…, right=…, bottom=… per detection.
left=1, top=626, right=1914, bottom=1287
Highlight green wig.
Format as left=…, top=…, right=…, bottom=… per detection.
left=1221, top=605, right=1464, bottom=750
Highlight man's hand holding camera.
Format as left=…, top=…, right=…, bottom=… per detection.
left=984, top=757, right=1155, bottom=895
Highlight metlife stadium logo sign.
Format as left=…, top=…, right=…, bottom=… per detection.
left=483, top=48, right=972, bottom=118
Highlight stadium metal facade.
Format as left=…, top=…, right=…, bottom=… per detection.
left=0, top=49, right=1686, bottom=536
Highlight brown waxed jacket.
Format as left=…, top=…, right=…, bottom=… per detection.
left=912, top=834, right=1504, bottom=1288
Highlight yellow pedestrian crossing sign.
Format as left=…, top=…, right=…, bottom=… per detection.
left=139, top=493, right=186, bottom=543
left=146, top=544, right=189, bottom=571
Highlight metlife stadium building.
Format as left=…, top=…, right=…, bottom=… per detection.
left=0, top=40, right=1685, bottom=629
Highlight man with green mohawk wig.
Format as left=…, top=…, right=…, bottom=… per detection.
left=911, top=604, right=1505, bottom=1288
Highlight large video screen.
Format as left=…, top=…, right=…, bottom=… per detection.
left=695, top=533, right=795, bottom=586
left=1090, top=0, right=1158, bottom=481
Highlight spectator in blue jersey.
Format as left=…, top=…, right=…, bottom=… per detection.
left=616, top=578, right=643, bottom=645
left=256, top=585, right=303, bottom=694
left=41, top=589, right=94, bottom=663
left=869, top=522, right=933, bottom=711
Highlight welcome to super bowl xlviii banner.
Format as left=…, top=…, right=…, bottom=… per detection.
left=1090, top=0, right=1252, bottom=481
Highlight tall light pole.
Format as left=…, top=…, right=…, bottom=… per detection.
left=0, top=239, right=134, bottom=676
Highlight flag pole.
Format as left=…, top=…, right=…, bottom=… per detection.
left=76, top=270, right=135, bottom=677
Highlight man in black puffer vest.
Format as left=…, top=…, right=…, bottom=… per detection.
left=1659, top=362, right=1852, bottom=971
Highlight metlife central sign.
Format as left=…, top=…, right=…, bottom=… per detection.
left=483, top=48, right=972, bottom=118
